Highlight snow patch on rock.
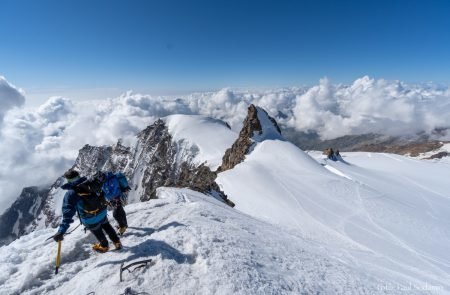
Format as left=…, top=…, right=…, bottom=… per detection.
left=164, top=115, right=237, bottom=170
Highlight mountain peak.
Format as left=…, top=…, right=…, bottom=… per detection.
left=252, top=105, right=282, bottom=141
left=219, top=105, right=282, bottom=172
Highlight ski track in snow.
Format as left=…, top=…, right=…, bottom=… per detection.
left=324, top=163, right=445, bottom=270
left=316, top=152, right=450, bottom=288
left=218, top=145, right=450, bottom=294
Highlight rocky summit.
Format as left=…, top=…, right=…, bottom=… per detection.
left=219, top=104, right=282, bottom=172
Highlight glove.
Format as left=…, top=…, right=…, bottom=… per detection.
left=53, top=232, right=64, bottom=242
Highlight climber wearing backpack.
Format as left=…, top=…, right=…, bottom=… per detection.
left=53, top=169, right=122, bottom=253
left=94, top=171, right=130, bottom=235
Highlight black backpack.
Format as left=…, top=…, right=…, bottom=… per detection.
left=73, top=179, right=107, bottom=217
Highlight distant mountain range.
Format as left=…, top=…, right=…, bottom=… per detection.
left=283, top=127, right=449, bottom=158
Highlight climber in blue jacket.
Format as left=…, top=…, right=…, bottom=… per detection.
left=53, top=169, right=122, bottom=253
left=94, top=171, right=131, bottom=235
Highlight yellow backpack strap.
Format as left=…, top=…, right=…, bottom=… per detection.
left=84, top=208, right=100, bottom=215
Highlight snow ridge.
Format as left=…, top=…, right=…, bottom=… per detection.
left=0, top=188, right=412, bottom=295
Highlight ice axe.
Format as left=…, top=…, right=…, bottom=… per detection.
left=55, top=240, right=62, bottom=274
left=119, top=259, right=153, bottom=282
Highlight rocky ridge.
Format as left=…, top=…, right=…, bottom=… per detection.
left=0, top=186, right=51, bottom=246
left=219, top=104, right=282, bottom=172
left=0, top=116, right=236, bottom=245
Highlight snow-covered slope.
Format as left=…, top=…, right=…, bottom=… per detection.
left=0, top=187, right=405, bottom=295
left=164, top=115, right=237, bottom=170
left=217, top=140, right=450, bottom=292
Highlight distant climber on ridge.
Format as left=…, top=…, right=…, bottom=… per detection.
left=324, top=148, right=339, bottom=161
left=53, top=169, right=122, bottom=253
left=335, top=149, right=342, bottom=160
left=92, top=170, right=130, bottom=235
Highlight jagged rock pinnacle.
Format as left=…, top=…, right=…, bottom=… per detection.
left=218, top=104, right=282, bottom=172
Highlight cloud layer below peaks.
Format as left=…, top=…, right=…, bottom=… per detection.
left=0, top=75, right=449, bottom=211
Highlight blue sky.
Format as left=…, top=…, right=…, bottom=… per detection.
left=1, top=0, right=450, bottom=103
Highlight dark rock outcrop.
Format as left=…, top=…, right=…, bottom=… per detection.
left=178, top=163, right=223, bottom=195
left=0, top=186, right=51, bottom=246
left=426, top=151, right=449, bottom=159
left=219, top=105, right=259, bottom=172
left=219, top=104, right=281, bottom=172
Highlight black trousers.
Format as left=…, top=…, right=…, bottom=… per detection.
left=112, top=199, right=128, bottom=228
left=90, top=219, right=120, bottom=247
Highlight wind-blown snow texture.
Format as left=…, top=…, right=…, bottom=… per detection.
left=1, top=75, right=450, bottom=211
left=217, top=143, right=450, bottom=293
left=0, top=188, right=420, bottom=295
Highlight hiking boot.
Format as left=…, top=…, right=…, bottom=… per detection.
left=118, top=226, right=127, bottom=235
left=114, top=241, right=123, bottom=250
left=92, top=243, right=109, bottom=253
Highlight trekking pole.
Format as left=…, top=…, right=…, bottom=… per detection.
left=55, top=240, right=62, bottom=274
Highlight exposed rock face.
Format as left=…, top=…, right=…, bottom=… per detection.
left=128, top=119, right=226, bottom=201
left=73, top=145, right=113, bottom=176
left=219, top=104, right=282, bottom=172
left=219, top=106, right=259, bottom=172
left=0, top=117, right=232, bottom=245
left=131, top=119, right=178, bottom=199
left=102, top=140, right=133, bottom=173
left=0, top=186, right=51, bottom=246
left=426, top=151, right=449, bottom=159
left=178, top=163, right=221, bottom=194
left=66, top=119, right=228, bottom=202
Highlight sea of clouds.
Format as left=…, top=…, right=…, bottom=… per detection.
left=1, top=75, right=450, bottom=211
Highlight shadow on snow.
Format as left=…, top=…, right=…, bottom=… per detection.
left=97, top=222, right=195, bottom=267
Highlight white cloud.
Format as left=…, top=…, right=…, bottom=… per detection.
left=291, top=76, right=450, bottom=139
left=0, top=76, right=26, bottom=128
left=1, top=75, right=450, bottom=213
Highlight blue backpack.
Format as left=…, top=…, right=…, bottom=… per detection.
left=102, top=172, right=129, bottom=201
left=117, top=173, right=129, bottom=190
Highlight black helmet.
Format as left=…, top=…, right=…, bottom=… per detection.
left=93, top=170, right=106, bottom=182
left=64, top=169, right=80, bottom=183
